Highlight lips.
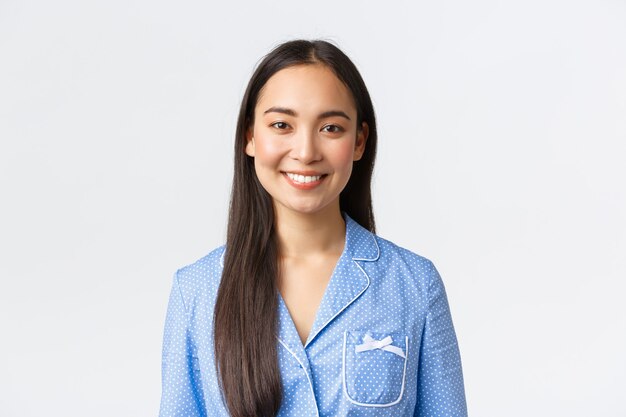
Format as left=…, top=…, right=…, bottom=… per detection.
left=281, top=171, right=327, bottom=189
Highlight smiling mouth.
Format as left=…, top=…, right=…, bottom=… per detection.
left=283, top=172, right=327, bottom=184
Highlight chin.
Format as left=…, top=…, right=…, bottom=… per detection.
left=279, top=200, right=335, bottom=216
left=289, top=205, right=325, bottom=215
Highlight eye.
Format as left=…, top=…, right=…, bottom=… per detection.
left=270, top=121, right=290, bottom=130
left=321, top=124, right=344, bottom=134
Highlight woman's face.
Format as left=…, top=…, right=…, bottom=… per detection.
left=245, top=64, right=368, bottom=218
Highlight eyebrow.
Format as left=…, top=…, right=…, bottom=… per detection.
left=263, top=106, right=351, bottom=121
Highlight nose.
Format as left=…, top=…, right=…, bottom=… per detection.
left=290, top=128, right=322, bottom=164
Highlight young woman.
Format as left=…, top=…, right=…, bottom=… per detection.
left=159, top=39, right=468, bottom=417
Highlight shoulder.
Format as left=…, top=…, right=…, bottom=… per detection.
left=174, top=245, right=225, bottom=306
left=176, top=245, right=225, bottom=281
left=373, top=234, right=439, bottom=284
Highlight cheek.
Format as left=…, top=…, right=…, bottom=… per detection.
left=328, top=141, right=357, bottom=172
left=253, top=135, right=284, bottom=167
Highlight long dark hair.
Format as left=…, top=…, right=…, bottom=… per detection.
left=213, top=39, right=378, bottom=417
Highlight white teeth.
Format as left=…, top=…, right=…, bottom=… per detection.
left=286, top=172, right=322, bottom=184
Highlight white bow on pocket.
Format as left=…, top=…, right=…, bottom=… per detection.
left=355, top=334, right=406, bottom=359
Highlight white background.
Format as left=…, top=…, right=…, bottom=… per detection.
left=1, top=0, right=625, bottom=416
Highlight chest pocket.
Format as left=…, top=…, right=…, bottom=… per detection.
left=342, top=331, right=409, bottom=407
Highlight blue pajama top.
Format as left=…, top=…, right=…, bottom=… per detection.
left=159, top=214, right=468, bottom=416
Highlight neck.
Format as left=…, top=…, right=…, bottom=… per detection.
left=274, top=203, right=346, bottom=259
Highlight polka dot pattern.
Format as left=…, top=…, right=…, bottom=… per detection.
left=159, top=214, right=468, bottom=416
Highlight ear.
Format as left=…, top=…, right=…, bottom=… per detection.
left=353, top=122, right=369, bottom=161
left=244, top=128, right=255, bottom=157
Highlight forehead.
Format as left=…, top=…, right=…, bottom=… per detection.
left=256, top=64, right=356, bottom=114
